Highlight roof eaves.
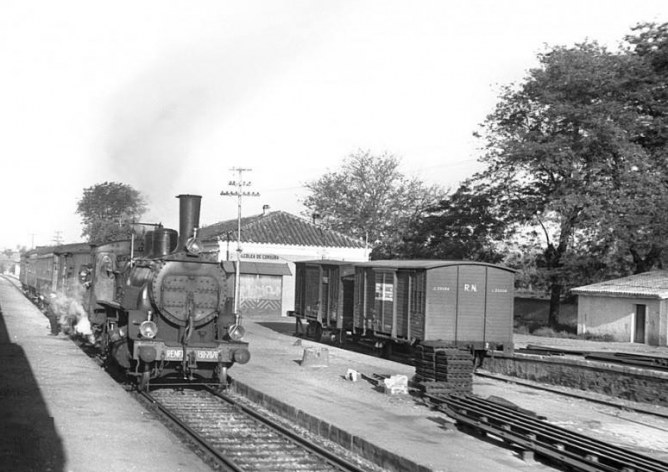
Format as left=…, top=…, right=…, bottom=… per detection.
left=572, top=288, right=668, bottom=299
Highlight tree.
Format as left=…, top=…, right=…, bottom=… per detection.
left=76, top=182, right=148, bottom=244
left=613, top=22, right=668, bottom=272
left=302, top=150, right=445, bottom=258
left=470, top=38, right=668, bottom=327
left=399, top=182, right=507, bottom=262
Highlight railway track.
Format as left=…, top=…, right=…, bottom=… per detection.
left=516, top=344, right=668, bottom=372
left=426, top=393, right=668, bottom=472
left=141, top=387, right=375, bottom=472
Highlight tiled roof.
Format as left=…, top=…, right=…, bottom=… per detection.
left=572, top=270, right=668, bottom=299
left=199, top=211, right=366, bottom=249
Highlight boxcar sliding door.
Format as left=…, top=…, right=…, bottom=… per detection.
left=455, top=265, right=486, bottom=344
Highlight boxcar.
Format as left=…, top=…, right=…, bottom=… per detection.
left=352, top=260, right=515, bottom=355
left=290, top=260, right=357, bottom=342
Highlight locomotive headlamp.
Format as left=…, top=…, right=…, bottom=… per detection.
left=227, top=324, right=245, bottom=341
left=139, top=320, right=158, bottom=339
left=185, top=237, right=203, bottom=255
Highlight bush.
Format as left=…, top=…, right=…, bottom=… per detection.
left=531, top=327, right=579, bottom=339
left=582, top=332, right=617, bottom=342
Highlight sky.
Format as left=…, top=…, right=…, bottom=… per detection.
left=1, top=1, right=667, bottom=250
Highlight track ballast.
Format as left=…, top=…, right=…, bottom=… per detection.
left=143, top=387, right=374, bottom=472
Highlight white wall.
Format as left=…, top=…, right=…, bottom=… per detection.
left=577, top=295, right=665, bottom=346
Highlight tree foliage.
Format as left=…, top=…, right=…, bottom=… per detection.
left=400, top=183, right=508, bottom=262
left=413, top=23, right=668, bottom=327
left=302, top=150, right=445, bottom=258
left=76, top=182, right=148, bottom=244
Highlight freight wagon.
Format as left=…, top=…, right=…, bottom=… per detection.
left=353, top=260, right=515, bottom=356
left=291, top=259, right=515, bottom=358
left=290, top=260, right=357, bottom=343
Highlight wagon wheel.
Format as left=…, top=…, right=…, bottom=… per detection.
left=381, top=342, right=393, bottom=359
left=312, top=322, right=323, bottom=342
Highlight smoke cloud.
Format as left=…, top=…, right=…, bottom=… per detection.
left=48, top=285, right=95, bottom=345
left=102, top=4, right=339, bottom=228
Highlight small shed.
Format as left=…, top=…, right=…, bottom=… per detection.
left=572, top=271, right=668, bottom=346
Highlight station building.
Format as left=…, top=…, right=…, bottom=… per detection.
left=199, top=209, right=368, bottom=318
left=572, top=270, right=668, bottom=346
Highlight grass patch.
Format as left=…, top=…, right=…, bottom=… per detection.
left=531, top=327, right=579, bottom=339
left=582, top=332, right=617, bottom=342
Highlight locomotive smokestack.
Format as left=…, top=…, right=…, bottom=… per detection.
left=175, top=194, right=202, bottom=252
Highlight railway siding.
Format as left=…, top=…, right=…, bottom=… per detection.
left=483, top=351, right=668, bottom=407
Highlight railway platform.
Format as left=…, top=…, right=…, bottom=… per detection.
left=230, top=315, right=668, bottom=472
left=0, top=276, right=213, bottom=472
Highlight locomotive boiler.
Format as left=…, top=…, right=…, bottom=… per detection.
left=88, top=194, right=250, bottom=390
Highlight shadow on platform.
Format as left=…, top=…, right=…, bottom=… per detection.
left=256, top=320, right=299, bottom=336
left=0, top=304, right=66, bottom=472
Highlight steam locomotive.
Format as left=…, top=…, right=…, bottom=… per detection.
left=21, top=194, right=250, bottom=391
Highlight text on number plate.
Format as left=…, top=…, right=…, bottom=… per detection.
left=164, top=349, right=219, bottom=360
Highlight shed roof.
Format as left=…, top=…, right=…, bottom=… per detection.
left=199, top=211, right=366, bottom=249
left=296, top=259, right=359, bottom=267
left=572, top=270, right=668, bottom=299
left=354, top=260, right=515, bottom=272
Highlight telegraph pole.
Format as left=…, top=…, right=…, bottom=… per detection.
left=220, top=167, right=260, bottom=318
left=52, top=231, right=63, bottom=245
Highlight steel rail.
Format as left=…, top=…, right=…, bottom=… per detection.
left=518, top=345, right=668, bottom=372
left=139, top=390, right=245, bottom=472
left=427, top=393, right=668, bottom=472
left=143, top=387, right=371, bottom=472
left=448, top=395, right=663, bottom=471
left=205, top=386, right=368, bottom=472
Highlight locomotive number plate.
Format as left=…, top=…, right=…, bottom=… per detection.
left=164, top=348, right=220, bottom=361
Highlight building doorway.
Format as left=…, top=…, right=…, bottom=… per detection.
left=634, top=304, right=646, bottom=343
